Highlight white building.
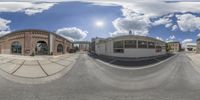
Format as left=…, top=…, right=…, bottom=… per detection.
left=94, top=35, right=166, bottom=58
left=184, top=43, right=197, bottom=52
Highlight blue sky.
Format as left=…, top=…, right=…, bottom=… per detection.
left=0, top=0, right=200, bottom=44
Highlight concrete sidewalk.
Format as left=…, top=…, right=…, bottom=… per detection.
left=185, top=53, right=200, bottom=73
left=0, top=53, right=79, bottom=83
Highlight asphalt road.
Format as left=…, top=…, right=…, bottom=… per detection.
left=0, top=53, right=200, bottom=100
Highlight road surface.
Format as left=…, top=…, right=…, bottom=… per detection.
left=0, top=53, right=200, bottom=100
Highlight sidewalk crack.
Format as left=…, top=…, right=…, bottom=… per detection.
left=11, top=60, right=25, bottom=74
left=37, top=60, right=49, bottom=76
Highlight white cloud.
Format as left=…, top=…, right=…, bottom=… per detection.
left=56, top=27, right=88, bottom=40
left=0, top=2, right=56, bottom=16
left=197, top=33, right=200, bottom=38
left=85, top=0, right=200, bottom=35
left=176, top=14, right=200, bottom=32
left=181, top=38, right=193, bottom=48
left=166, top=35, right=176, bottom=42
left=106, top=0, right=200, bottom=37
left=152, top=17, right=172, bottom=28
left=172, top=25, right=178, bottom=31
left=156, top=36, right=163, bottom=41
left=1, top=0, right=200, bottom=38
left=0, top=18, right=11, bottom=36
left=110, top=8, right=149, bottom=36
left=80, top=0, right=200, bottom=18
left=182, top=38, right=193, bottom=44
left=165, top=23, right=173, bottom=28
left=169, top=35, right=175, bottom=40
left=3, top=0, right=200, bottom=17
left=112, top=17, right=149, bottom=36
left=86, top=0, right=200, bottom=36
left=0, top=18, right=11, bottom=31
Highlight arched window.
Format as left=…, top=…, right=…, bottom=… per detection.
left=57, top=44, right=64, bottom=53
left=35, top=41, right=48, bottom=55
left=11, top=41, right=22, bottom=54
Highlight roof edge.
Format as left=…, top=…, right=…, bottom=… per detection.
left=0, top=29, right=73, bottom=43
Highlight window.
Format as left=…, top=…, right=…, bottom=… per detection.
left=113, top=41, right=124, bottom=48
left=124, top=40, right=136, bottom=48
left=35, top=41, right=48, bottom=55
left=114, top=49, right=124, bottom=53
left=138, top=40, right=147, bottom=48
left=57, top=44, right=64, bottom=53
left=156, top=46, right=162, bottom=52
left=11, top=41, right=22, bottom=54
left=148, top=42, right=155, bottom=48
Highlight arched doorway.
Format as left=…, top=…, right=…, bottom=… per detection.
left=35, top=41, right=48, bottom=55
left=57, top=44, right=64, bottom=53
left=11, top=41, right=22, bottom=54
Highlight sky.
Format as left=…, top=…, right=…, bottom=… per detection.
left=0, top=0, right=200, bottom=45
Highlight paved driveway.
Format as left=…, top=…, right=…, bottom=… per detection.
left=0, top=53, right=200, bottom=100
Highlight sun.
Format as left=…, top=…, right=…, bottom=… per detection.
left=95, top=21, right=104, bottom=27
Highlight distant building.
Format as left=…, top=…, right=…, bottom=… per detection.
left=184, top=43, right=196, bottom=52
left=197, top=38, right=200, bottom=53
left=166, top=42, right=181, bottom=52
left=73, top=41, right=90, bottom=51
left=89, top=38, right=97, bottom=53
left=92, top=35, right=166, bottom=58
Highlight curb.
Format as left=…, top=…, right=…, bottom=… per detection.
left=93, top=54, right=178, bottom=70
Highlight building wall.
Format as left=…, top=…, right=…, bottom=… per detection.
left=31, top=31, right=49, bottom=55
left=197, top=40, right=200, bottom=54
left=185, top=43, right=196, bottom=52
left=112, top=49, right=165, bottom=58
left=0, top=32, right=25, bottom=54
left=167, top=42, right=181, bottom=52
left=53, top=35, right=65, bottom=55
left=0, top=29, right=72, bottom=55
left=95, top=35, right=166, bottom=58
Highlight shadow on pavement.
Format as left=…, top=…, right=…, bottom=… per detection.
left=88, top=53, right=174, bottom=67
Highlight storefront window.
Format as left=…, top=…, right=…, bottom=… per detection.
left=113, top=41, right=124, bottom=48
left=138, top=40, right=147, bottom=48
left=148, top=42, right=155, bottom=48
left=124, top=40, right=136, bottom=48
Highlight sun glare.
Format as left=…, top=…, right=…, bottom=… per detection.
left=95, top=21, right=104, bottom=27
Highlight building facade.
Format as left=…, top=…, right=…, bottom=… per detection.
left=184, top=43, right=196, bottom=52
left=73, top=41, right=90, bottom=51
left=93, top=35, right=166, bottom=58
left=0, top=29, right=72, bottom=56
left=197, top=38, right=200, bottom=54
left=166, top=42, right=181, bottom=52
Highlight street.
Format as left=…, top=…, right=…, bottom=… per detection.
left=0, top=53, right=200, bottom=100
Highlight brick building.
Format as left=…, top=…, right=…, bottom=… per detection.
left=166, top=42, right=181, bottom=52
left=0, top=29, right=72, bottom=56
